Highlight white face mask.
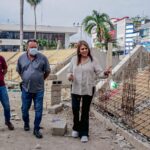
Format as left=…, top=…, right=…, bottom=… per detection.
left=29, top=48, right=38, bottom=56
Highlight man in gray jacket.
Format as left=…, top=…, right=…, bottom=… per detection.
left=17, top=39, right=50, bottom=138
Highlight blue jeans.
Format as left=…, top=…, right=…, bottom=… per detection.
left=0, top=86, right=11, bottom=123
left=21, top=88, right=44, bottom=131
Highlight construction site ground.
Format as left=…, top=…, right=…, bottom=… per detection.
left=0, top=92, right=136, bottom=150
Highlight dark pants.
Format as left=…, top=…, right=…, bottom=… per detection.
left=0, top=86, right=11, bottom=123
left=71, top=94, right=93, bottom=137
left=21, top=88, right=44, bottom=131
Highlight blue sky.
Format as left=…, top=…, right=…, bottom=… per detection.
left=0, top=0, right=150, bottom=26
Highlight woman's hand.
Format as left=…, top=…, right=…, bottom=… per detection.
left=68, top=74, right=74, bottom=81
left=104, top=67, right=112, bottom=77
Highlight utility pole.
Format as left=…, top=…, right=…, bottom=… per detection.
left=20, top=0, right=24, bottom=51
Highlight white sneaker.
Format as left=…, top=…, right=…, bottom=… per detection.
left=72, top=130, right=79, bottom=138
left=81, top=136, right=88, bottom=143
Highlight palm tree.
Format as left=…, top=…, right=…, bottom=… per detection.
left=26, top=0, right=42, bottom=39
left=82, top=10, right=114, bottom=50
left=20, top=0, right=24, bottom=51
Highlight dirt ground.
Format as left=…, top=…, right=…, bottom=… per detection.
left=0, top=92, right=136, bottom=150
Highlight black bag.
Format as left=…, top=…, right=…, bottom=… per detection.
left=19, top=82, right=23, bottom=91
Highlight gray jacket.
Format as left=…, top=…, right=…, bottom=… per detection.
left=16, top=52, right=50, bottom=93
left=67, top=56, right=103, bottom=96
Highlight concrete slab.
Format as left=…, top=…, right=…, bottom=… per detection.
left=48, top=103, right=63, bottom=114
left=51, top=120, right=67, bottom=136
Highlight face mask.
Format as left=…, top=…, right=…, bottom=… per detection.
left=29, top=48, right=38, bottom=56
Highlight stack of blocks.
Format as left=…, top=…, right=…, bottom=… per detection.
left=48, top=80, right=63, bottom=114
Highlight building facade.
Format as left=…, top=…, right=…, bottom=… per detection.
left=139, top=22, right=150, bottom=51
left=0, top=24, right=78, bottom=51
left=112, top=17, right=138, bottom=54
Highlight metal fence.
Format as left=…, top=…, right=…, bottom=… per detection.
left=94, top=48, right=150, bottom=141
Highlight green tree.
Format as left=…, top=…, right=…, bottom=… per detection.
left=37, top=39, right=50, bottom=50
left=37, top=39, right=57, bottom=50
left=82, top=10, right=114, bottom=50
left=26, top=0, right=42, bottom=39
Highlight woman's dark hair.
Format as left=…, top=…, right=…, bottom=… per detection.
left=77, top=40, right=93, bottom=65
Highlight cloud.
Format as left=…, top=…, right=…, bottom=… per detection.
left=0, top=0, right=150, bottom=26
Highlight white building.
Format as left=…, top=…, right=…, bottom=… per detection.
left=0, top=24, right=78, bottom=51
left=113, top=17, right=138, bottom=54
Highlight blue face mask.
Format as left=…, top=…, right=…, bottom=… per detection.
left=29, top=48, right=38, bottom=56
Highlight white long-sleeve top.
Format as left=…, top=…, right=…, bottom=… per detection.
left=67, top=56, right=103, bottom=96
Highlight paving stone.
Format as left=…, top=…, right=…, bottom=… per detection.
left=51, top=120, right=67, bottom=136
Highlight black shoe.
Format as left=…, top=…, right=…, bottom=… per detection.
left=24, top=124, right=30, bottom=131
left=33, top=130, right=43, bottom=139
left=5, top=122, right=14, bottom=130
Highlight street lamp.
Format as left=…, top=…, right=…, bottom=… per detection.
left=73, top=22, right=82, bottom=40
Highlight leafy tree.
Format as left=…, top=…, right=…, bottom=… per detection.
left=37, top=39, right=47, bottom=49
left=37, top=39, right=57, bottom=50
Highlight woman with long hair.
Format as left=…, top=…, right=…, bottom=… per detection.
left=67, top=40, right=110, bottom=142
